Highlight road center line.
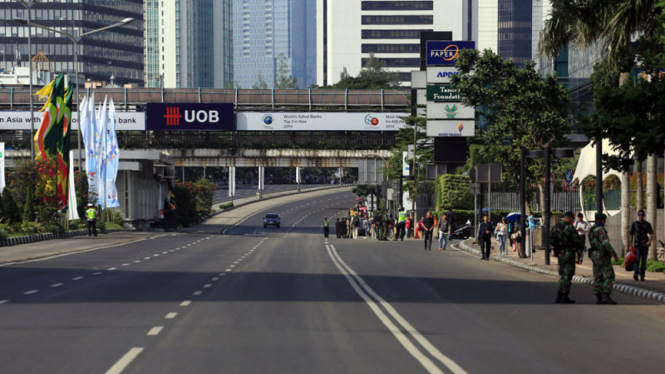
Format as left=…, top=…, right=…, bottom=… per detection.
left=0, top=300, right=9, bottom=304
left=104, top=347, right=144, bottom=374
left=165, top=312, right=177, bottom=319
left=180, top=300, right=192, bottom=307
left=193, top=291, right=203, bottom=296
left=147, top=326, right=164, bottom=336
left=24, top=290, right=39, bottom=295
left=212, top=277, right=219, bottom=281
left=327, top=244, right=468, bottom=374
left=72, top=276, right=84, bottom=280
left=50, top=283, right=64, bottom=288
left=108, top=267, right=117, bottom=271
left=203, top=284, right=212, bottom=288
left=122, top=263, right=130, bottom=267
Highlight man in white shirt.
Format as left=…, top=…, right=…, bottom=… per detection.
left=575, top=213, right=590, bottom=264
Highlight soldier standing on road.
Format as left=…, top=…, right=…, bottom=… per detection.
left=588, top=213, right=619, bottom=305
left=375, top=211, right=383, bottom=241
left=382, top=210, right=390, bottom=241
left=550, top=211, right=583, bottom=304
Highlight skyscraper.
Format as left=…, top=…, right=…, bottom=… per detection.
left=317, top=0, right=471, bottom=87
left=0, top=0, right=143, bottom=85
left=145, top=0, right=233, bottom=88
left=476, top=0, right=533, bottom=67
left=233, top=0, right=316, bottom=89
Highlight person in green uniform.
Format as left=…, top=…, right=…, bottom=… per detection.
left=375, top=211, right=384, bottom=241
left=86, top=204, right=98, bottom=237
left=588, top=213, right=619, bottom=305
left=381, top=210, right=390, bottom=241
left=549, top=211, right=583, bottom=304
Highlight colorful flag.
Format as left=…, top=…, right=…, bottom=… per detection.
left=34, top=74, right=72, bottom=211
left=96, top=97, right=108, bottom=207
left=84, top=93, right=99, bottom=199
left=105, top=99, right=120, bottom=208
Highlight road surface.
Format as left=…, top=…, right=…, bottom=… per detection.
left=0, top=189, right=663, bottom=374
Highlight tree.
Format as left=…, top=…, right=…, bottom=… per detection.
left=540, top=0, right=662, bottom=256
left=450, top=49, right=572, bottom=212
left=252, top=73, right=269, bottom=90
left=2, top=188, right=21, bottom=224
left=275, top=53, right=299, bottom=89
left=331, top=54, right=400, bottom=89
left=23, top=185, right=35, bottom=223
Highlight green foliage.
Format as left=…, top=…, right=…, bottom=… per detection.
left=2, top=188, right=21, bottom=224
left=646, top=260, right=665, bottom=273
left=23, top=184, right=35, bottom=223
left=451, top=49, right=572, bottom=205
left=219, top=202, right=233, bottom=210
left=436, top=175, right=472, bottom=210
left=252, top=73, right=269, bottom=90
left=19, top=221, right=44, bottom=234
left=328, top=54, right=400, bottom=89
left=611, top=257, right=625, bottom=266
left=352, top=184, right=378, bottom=197
left=42, top=223, right=64, bottom=234
left=275, top=53, right=299, bottom=89
left=0, top=227, right=7, bottom=242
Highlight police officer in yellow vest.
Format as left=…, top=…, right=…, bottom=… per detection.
left=86, top=204, right=98, bottom=237
left=323, top=217, right=330, bottom=238
left=394, top=208, right=407, bottom=241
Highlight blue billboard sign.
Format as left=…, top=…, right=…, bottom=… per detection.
left=146, top=103, right=235, bottom=131
left=426, top=41, right=476, bottom=66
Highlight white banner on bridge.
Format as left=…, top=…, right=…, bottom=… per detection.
left=237, top=112, right=407, bottom=131
left=0, top=111, right=145, bottom=131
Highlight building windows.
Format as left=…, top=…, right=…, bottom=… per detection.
left=361, top=15, right=433, bottom=25
left=361, top=1, right=433, bottom=11
left=362, top=44, right=420, bottom=53
left=361, top=29, right=432, bottom=39
left=362, top=57, right=420, bottom=68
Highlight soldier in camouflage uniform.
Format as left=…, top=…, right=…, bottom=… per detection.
left=549, top=211, right=583, bottom=304
left=588, top=213, right=619, bottom=305
left=381, top=210, right=390, bottom=241
left=375, top=211, right=384, bottom=241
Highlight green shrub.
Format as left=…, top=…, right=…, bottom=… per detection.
left=646, top=261, right=665, bottom=273
left=436, top=174, right=473, bottom=211
left=219, top=202, right=233, bottom=210
left=19, top=221, right=44, bottom=234
left=2, top=188, right=21, bottom=224
left=0, top=228, right=7, bottom=242
left=42, top=223, right=65, bottom=234
left=98, top=221, right=106, bottom=233
left=22, top=184, right=35, bottom=223
left=612, top=257, right=625, bottom=266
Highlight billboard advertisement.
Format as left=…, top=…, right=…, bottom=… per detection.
left=0, top=111, right=145, bottom=131
left=237, top=112, right=407, bottom=131
left=426, top=41, right=476, bottom=66
left=426, top=120, right=475, bottom=137
left=146, top=103, right=235, bottom=131
left=426, top=85, right=461, bottom=102
left=426, top=102, right=475, bottom=120
left=426, top=66, right=461, bottom=84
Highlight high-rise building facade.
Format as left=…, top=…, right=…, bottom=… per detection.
left=0, top=0, right=143, bottom=85
left=476, top=0, right=533, bottom=67
left=233, top=0, right=316, bottom=89
left=144, top=0, right=233, bottom=88
left=317, top=0, right=471, bottom=87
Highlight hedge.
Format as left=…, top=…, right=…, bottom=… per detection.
left=436, top=174, right=473, bottom=211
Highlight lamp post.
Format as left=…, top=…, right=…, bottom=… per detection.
left=13, top=16, right=136, bottom=169
left=15, top=0, right=38, bottom=160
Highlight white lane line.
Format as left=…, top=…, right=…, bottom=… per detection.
left=108, top=267, right=117, bottom=271
left=104, top=347, right=144, bottom=374
left=193, top=291, right=203, bottom=296
left=134, top=260, right=141, bottom=263
left=153, top=254, right=160, bottom=257
left=180, top=300, right=192, bottom=307
left=219, top=273, right=226, bottom=276
left=165, top=312, right=178, bottom=319
left=50, top=283, right=64, bottom=288
left=229, top=265, right=235, bottom=268
left=0, top=300, right=8, bottom=304
left=203, top=284, right=212, bottom=288
left=212, top=277, right=219, bottom=281
left=73, top=276, right=84, bottom=280
left=225, top=269, right=232, bottom=272
left=162, top=251, right=168, bottom=254
left=122, top=263, right=130, bottom=267
left=147, top=326, right=164, bottom=336
left=93, top=272, right=103, bottom=275
left=24, top=290, right=39, bottom=295
left=327, top=245, right=468, bottom=374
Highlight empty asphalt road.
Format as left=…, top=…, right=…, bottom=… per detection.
left=1, top=189, right=663, bottom=374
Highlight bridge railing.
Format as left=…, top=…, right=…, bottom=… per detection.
left=0, top=88, right=411, bottom=112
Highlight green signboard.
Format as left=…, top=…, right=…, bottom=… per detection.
left=426, top=85, right=461, bottom=102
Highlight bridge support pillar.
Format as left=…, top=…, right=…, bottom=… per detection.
left=228, top=167, right=236, bottom=201
left=296, top=167, right=301, bottom=192
left=258, top=166, right=265, bottom=199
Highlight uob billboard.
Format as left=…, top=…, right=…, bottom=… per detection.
left=146, top=103, right=235, bottom=131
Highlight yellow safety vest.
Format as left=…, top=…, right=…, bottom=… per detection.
left=87, top=208, right=97, bottom=220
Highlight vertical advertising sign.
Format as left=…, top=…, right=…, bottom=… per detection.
left=0, top=143, right=4, bottom=193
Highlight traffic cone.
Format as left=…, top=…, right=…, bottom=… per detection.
left=414, top=226, right=420, bottom=239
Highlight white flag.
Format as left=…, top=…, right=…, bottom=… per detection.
left=105, top=99, right=120, bottom=208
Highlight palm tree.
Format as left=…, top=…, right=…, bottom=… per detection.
left=539, top=0, right=660, bottom=257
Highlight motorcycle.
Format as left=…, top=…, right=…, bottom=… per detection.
left=450, top=224, right=471, bottom=240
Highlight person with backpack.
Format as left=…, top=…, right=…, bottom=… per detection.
left=549, top=212, right=584, bottom=304
left=588, top=213, right=619, bottom=305
left=352, top=213, right=360, bottom=239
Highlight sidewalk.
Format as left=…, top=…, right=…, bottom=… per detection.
left=0, top=231, right=167, bottom=266
left=460, top=238, right=665, bottom=303
left=185, top=186, right=353, bottom=234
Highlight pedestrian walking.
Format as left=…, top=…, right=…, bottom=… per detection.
left=363, top=217, right=370, bottom=239
left=382, top=210, right=390, bottom=241
left=86, top=204, right=98, bottom=237
left=478, top=215, right=493, bottom=260
left=346, top=217, right=352, bottom=239
left=405, top=215, right=412, bottom=239
left=575, top=213, right=590, bottom=263
left=422, top=211, right=435, bottom=251
left=352, top=213, right=360, bottom=239
left=588, top=213, right=619, bottom=304
left=437, top=213, right=450, bottom=250
left=388, top=214, right=395, bottom=240
left=495, top=217, right=508, bottom=257
left=629, top=209, right=654, bottom=282
left=550, top=211, right=583, bottom=304
left=446, top=208, right=456, bottom=234
left=323, top=217, right=330, bottom=238
left=335, top=218, right=341, bottom=238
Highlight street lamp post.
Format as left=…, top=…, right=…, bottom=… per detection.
left=13, top=16, right=135, bottom=169
left=15, top=0, right=38, bottom=160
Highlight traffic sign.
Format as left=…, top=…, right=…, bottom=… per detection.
left=564, top=169, right=574, bottom=184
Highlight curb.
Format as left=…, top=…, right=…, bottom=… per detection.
left=457, top=240, right=665, bottom=303
left=206, top=184, right=354, bottom=220
left=0, top=228, right=124, bottom=248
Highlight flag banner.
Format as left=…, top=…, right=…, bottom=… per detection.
left=0, top=142, right=5, bottom=193
left=96, top=97, right=108, bottom=206
left=83, top=93, right=99, bottom=202
left=105, top=99, right=120, bottom=208
left=67, top=151, right=79, bottom=221
left=34, top=74, right=72, bottom=211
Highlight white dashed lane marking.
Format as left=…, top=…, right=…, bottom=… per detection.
left=147, top=326, right=164, bottom=336
left=72, top=276, right=84, bottom=280
left=180, top=300, right=192, bottom=307
left=108, top=268, right=117, bottom=271
left=0, top=300, right=9, bottom=304
left=24, top=290, right=39, bottom=295
left=105, top=347, right=144, bottom=374
left=193, top=291, right=203, bottom=296
left=50, top=283, right=64, bottom=288
left=165, top=312, right=178, bottom=319
left=93, top=272, right=102, bottom=275
left=203, top=284, right=212, bottom=288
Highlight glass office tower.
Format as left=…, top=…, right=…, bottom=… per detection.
left=0, top=0, right=144, bottom=86
left=234, top=0, right=316, bottom=89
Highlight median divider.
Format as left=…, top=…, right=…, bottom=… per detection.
left=456, top=239, right=665, bottom=303
left=0, top=229, right=124, bottom=248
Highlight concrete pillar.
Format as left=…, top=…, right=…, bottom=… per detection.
left=228, top=167, right=235, bottom=198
